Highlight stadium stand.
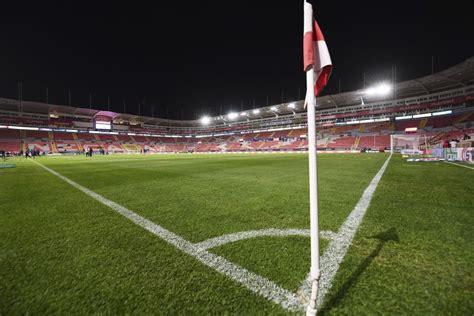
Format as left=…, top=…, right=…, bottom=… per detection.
left=327, top=136, right=357, bottom=150
left=53, top=132, right=75, bottom=141
left=395, top=119, right=422, bottom=131
left=358, top=135, right=391, bottom=150
left=0, top=57, right=473, bottom=155
left=0, top=129, right=21, bottom=139
left=25, top=131, right=49, bottom=139
left=0, top=141, right=21, bottom=152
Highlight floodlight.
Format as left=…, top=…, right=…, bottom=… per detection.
left=288, top=102, right=296, bottom=109
left=253, top=109, right=260, bottom=114
left=412, top=113, right=431, bottom=118
left=433, top=110, right=452, bottom=116
left=227, top=112, right=238, bottom=120
left=200, top=116, right=211, bottom=125
left=365, top=87, right=376, bottom=95
left=378, top=83, right=392, bottom=95
left=395, top=115, right=412, bottom=120
left=365, top=83, right=392, bottom=96
left=240, top=112, right=247, bottom=116
left=270, top=106, right=277, bottom=111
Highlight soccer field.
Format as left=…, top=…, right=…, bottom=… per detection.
left=1, top=153, right=472, bottom=314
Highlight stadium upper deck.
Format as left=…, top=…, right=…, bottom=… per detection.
left=1, top=57, right=473, bottom=133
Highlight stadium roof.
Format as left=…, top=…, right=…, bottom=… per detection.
left=1, top=56, right=473, bottom=127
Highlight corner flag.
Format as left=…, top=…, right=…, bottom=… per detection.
left=303, top=1, right=332, bottom=315
left=303, top=1, right=332, bottom=96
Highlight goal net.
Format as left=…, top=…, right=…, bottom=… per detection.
left=390, top=134, right=425, bottom=155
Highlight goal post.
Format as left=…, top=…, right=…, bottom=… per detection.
left=390, top=134, right=424, bottom=155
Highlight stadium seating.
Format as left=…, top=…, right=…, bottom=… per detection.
left=226, top=142, right=243, bottom=150
left=56, top=142, right=80, bottom=152
left=1, top=105, right=472, bottom=154
left=358, top=135, right=391, bottom=150
left=132, top=135, right=149, bottom=142
left=327, top=136, right=356, bottom=149
left=367, top=123, right=390, bottom=133
left=280, top=140, right=305, bottom=150
left=0, top=129, right=20, bottom=139
left=25, top=131, right=49, bottom=139
left=256, top=131, right=274, bottom=139
left=26, top=142, right=52, bottom=152
left=53, top=132, right=75, bottom=140
left=115, top=134, right=133, bottom=142
left=97, top=134, right=116, bottom=142
left=426, top=115, right=460, bottom=128
left=272, top=130, right=292, bottom=138
left=395, top=119, right=422, bottom=131
left=76, top=133, right=97, bottom=141
left=259, top=141, right=279, bottom=150
left=333, top=125, right=357, bottom=134
left=0, top=141, right=21, bottom=152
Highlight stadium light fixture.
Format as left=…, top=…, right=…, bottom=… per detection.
left=412, top=113, right=431, bottom=119
left=270, top=106, right=277, bottom=111
left=365, top=83, right=392, bottom=96
left=288, top=102, right=296, bottom=109
left=432, top=110, right=452, bottom=116
left=227, top=112, right=239, bottom=120
left=8, top=125, right=39, bottom=131
left=346, top=120, right=360, bottom=125
left=200, top=116, right=211, bottom=125
left=240, top=111, right=247, bottom=116
left=253, top=109, right=260, bottom=114
left=395, top=115, right=412, bottom=120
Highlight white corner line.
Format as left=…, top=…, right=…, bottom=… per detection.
left=29, top=153, right=392, bottom=312
left=298, top=154, right=392, bottom=308
left=195, top=229, right=336, bottom=250
left=443, top=160, right=474, bottom=170
left=29, top=159, right=304, bottom=311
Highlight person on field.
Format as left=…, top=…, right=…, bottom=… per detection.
left=449, top=139, right=457, bottom=148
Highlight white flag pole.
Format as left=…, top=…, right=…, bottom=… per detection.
left=306, top=66, right=320, bottom=316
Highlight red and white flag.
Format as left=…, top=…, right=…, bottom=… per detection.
left=304, top=1, right=332, bottom=97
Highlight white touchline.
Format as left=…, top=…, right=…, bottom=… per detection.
left=443, top=160, right=474, bottom=170
left=298, top=154, right=392, bottom=307
left=196, top=229, right=336, bottom=250
left=30, top=159, right=303, bottom=311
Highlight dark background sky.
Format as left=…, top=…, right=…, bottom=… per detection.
left=0, top=0, right=473, bottom=119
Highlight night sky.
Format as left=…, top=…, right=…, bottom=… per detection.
left=0, top=1, right=473, bottom=119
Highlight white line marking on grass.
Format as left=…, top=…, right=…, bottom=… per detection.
left=196, top=229, right=336, bottom=250
left=298, top=154, right=392, bottom=307
left=30, top=159, right=303, bottom=311
left=443, top=161, right=474, bottom=170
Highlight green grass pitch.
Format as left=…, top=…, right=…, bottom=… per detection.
left=1, top=153, right=472, bottom=314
